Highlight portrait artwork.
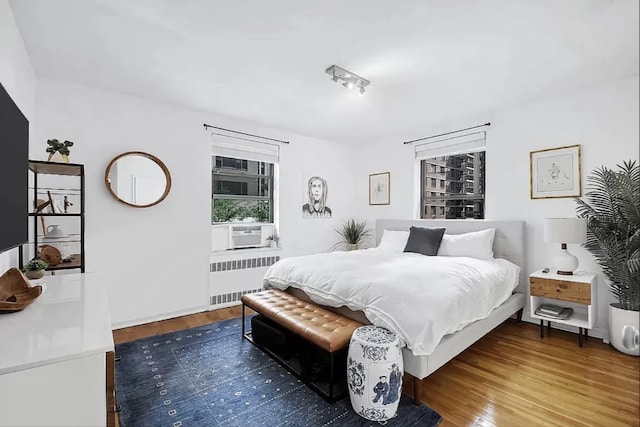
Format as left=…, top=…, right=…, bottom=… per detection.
left=302, top=175, right=332, bottom=218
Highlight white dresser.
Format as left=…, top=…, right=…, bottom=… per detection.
left=0, top=273, right=114, bottom=427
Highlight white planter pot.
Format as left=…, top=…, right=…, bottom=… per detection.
left=608, top=303, right=640, bottom=356
left=347, top=326, right=403, bottom=422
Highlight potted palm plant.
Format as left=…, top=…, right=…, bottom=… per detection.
left=331, top=218, right=372, bottom=251
left=575, top=160, right=639, bottom=356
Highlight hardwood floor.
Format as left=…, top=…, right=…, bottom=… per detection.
left=113, top=308, right=640, bottom=427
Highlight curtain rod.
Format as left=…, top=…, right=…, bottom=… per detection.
left=403, top=122, right=491, bottom=145
left=203, top=123, right=290, bottom=144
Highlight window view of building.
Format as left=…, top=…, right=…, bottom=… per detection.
left=212, top=156, right=274, bottom=223
left=420, top=151, right=485, bottom=219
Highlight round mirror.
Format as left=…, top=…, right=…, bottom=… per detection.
left=105, top=151, right=171, bottom=208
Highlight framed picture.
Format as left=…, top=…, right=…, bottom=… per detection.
left=530, top=144, right=581, bottom=199
left=369, top=172, right=390, bottom=205
left=301, top=174, right=332, bottom=218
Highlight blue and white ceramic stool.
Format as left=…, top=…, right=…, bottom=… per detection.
left=347, top=325, right=403, bottom=423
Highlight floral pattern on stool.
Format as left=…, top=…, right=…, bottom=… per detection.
left=347, top=325, right=403, bottom=422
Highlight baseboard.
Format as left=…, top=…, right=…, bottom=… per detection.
left=111, top=305, right=209, bottom=330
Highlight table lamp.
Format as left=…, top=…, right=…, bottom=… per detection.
left=544, top=218, right=587, bottom=275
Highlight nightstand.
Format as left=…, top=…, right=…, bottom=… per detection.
left=529, top=269, right=597, bottom=347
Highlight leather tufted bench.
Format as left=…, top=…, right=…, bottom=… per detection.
left=241, top=289, right=363, bottom=402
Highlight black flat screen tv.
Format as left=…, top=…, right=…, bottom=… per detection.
left=0, top=82, right=29, bottom=253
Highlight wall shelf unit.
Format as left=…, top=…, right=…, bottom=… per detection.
left=19, top=160, right=85, bottom=273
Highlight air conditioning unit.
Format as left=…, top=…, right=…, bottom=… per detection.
left=229, top=225, right=263, bottom=249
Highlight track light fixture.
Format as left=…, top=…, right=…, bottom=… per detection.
left=326, top=65, right=370, bottom=96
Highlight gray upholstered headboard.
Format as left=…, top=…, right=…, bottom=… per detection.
left=375, top=219, right=527, bottom=293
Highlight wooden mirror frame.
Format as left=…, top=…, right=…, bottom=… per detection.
left=104, top=151, right=172, bottom=208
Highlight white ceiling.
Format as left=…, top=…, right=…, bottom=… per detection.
left=10, top=0, right=639, bottom=145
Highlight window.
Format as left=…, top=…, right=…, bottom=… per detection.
left=212, top=156, right=274, bottom=223
left=414, top=130, right=486, bottom=220
left=430, top=164, right=437, bottom=173
left=420, top=151, right=485, bottom=219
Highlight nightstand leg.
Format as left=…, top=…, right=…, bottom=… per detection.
left=578, top=328, right=583, bottom=347
left=539, top=319, right=544, bottom=338
left=584, top=329, right=588, bottom=342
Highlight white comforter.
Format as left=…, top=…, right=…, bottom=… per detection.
left=263, top=249, right=520, bottom=355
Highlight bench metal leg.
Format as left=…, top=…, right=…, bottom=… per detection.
left=328, top=351, right=335, bottom=401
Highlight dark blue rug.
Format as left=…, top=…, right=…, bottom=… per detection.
left=115, top=317, right=442, bottom=427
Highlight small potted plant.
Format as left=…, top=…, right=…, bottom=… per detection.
left=331, top=218, right=372, bottom=251
left=22, top=259, right=48, bottom=280
left=46, top=139, right=74, bottom=163
left=266, top=232, right=280, bottom=248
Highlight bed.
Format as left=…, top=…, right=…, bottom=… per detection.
left=264, top=219, right=526, bottom=403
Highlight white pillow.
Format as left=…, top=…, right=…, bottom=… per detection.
left=437, top=228, right=496, bottom=260
left=377, top=229, right=410, bottom=252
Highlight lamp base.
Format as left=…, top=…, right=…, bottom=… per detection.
left=557, top=270, right=575, bottom=276
left=554, top=246, right=579, bottom=276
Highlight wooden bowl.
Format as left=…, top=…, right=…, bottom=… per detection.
left=0, top=268, right=43, bottom=313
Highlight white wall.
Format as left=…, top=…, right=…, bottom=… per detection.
left=355, top=75, right=640, bottom=338
left=32, top=79, right=356, bottom=327
left=0, top=0, right=37, bottom=271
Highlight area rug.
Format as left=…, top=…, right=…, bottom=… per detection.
left=115, top=317, right=442, bottom=427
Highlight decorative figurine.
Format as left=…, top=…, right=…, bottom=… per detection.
left=63, top=196, right=73, bottom=213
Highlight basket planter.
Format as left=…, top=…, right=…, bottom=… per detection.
left=24, top=269, right=45, bottom=280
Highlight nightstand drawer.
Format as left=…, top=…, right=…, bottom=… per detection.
left=530, top=277, right=591, bottom=304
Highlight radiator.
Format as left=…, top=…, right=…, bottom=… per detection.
left=209, top=255, right=280, bottom=309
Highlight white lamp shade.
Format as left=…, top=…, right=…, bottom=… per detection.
left=544, top=218, right=587, bottom=243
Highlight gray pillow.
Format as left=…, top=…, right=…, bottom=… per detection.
left=403, top=227, right=446, bottom=256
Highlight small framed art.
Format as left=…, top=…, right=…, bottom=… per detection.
left=369, top=172, right=390, bottom=205
left=530, top=144, right=581, bottom=199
